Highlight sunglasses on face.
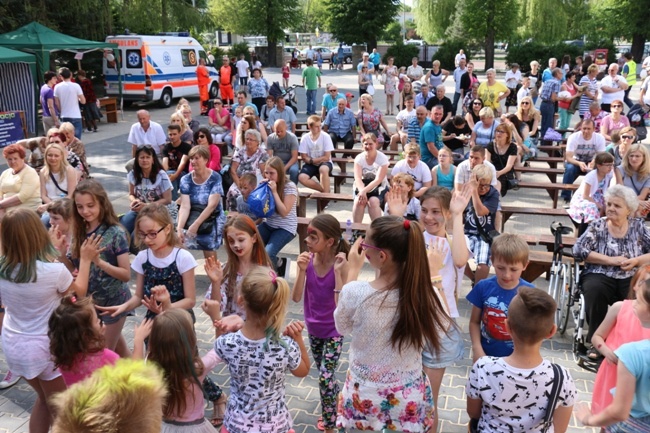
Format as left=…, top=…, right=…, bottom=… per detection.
left=621, top=135, right=635, bottom=140
left=611, top=104, right=622, bottom=108
left=521, top=101, right=530, bottom=105
left=473, top=102, right=482, bottom=106
left=198, top=134, right=206, bottom=138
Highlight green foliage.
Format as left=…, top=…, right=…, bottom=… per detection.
left=111, top=0, right=213, bottom=35
left=209, top=0, right=299, bottom=43
left=413, top=0, right=457, bottom=43
left=385, top=41, right=419, bottom=68
left=432, top=40, right=473, bottom=70
left=326, top=0, right=400, bottom=49
left=382, top=22, right=403, bottom=44
left=229, top=42, right=252, bottom=62
left=296, top=0, right=329, bottom=33
left=211, top=47, right=228, bottom=67
left=505, top=42, right=585, bottom=74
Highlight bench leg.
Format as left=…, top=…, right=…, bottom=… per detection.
left=298, top=197, right=307, bottom=218
left=334, top=178, right=343, bottom=194
left=297, top=224, right=308, bottom=253
left=317, top=199, right=325, bottom=213
left=547, top=189, right=559, bottom=209
left=501, top=212, right=512, bottom=231
left=546, top=173, right=557, bottom=184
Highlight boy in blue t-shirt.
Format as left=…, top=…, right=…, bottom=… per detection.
left=466, top=233, right=534, bottom=361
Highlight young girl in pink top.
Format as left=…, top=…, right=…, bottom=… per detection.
left=48, top=295, right=119, bottom=386
left=590, top=265, right=650, bottom=414
left=291, top=214, right=349, bottom=433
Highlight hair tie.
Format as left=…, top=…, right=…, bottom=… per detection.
left=403, top=220, right=410, bottom=230
left=71, top=295, right=77, bottom=303
left=269, top=270, right=277, bottom=285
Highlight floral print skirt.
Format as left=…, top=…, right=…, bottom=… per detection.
left=336, top=370, right=434, bottom=432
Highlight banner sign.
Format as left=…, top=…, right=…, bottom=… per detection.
left=0, top=111, right=25, bottom=148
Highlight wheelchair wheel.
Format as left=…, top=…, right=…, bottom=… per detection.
left=550, top=263, right=568, bottom=329
left=557, top=264, right=572, bottom=335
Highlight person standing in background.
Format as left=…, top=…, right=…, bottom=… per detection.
left=76, top=71, right=101, bottom=133
left=219, top=56, right=235, bottom=105
left=302, top=59, right=321, bottom=116
left=236, top=54, right=250, bottom=92
left=622, top=52, right=637, bottom=109
left=54, top=67, right=85, bottom=139
left=196, top=58, right=211, bottom=116
left=40, top=71, right=60, bottom=132
left=369, top=49, right=381, bottom=78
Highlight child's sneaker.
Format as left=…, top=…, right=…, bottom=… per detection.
left=0, top=370, right=20, bottom=389
left=277, top=257, right=290, bottom=278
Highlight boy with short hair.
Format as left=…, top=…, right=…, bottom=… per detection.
left=298, top=115, right=333, bottom=192
left=467, top=232, right=534, bottom=361
left=390, top=143, right=432, bottom=198
left=466, top=287, right=576, bottom=432
left=227, top=172, right=259, bottom=222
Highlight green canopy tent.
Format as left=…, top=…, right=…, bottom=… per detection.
left=0, top=47, right=38, bottom=136
left=0, top=22, right=121, bottom=132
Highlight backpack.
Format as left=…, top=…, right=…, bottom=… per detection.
left=627, top=104, right=648, bottom=142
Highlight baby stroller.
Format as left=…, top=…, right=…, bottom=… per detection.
left=269, top=82, right=301, bottom=115
left=627, top=104, right=648, bottom=142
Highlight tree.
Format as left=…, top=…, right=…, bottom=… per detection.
left=209, top=0, right=300, bottom=66
left=591, top=0, right=650, bottom=62
left=458, top=0, right=519, bottom=69
left=296, top=0, right=329, bottom=34
left=382, top=21, right=402, bottom=43
left=326, top=0, right=400, bottom=50
left=112, top=0, right=213, bottom=35
left=412, top=0, right=457, bottom=43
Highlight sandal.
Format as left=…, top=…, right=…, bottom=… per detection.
left=317, top=417, right=325, bottom=431
left=211, top=394, right=227, bottom=429
left=587, top=346, right=604, bottom=361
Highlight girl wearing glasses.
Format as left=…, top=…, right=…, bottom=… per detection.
left=615, top=142, right=650, bottom=216
left=333, top=216, right=451, bottom=432
left=465, top=98, right=483, bottom=130
left=568, top=151, right=615, bottom=223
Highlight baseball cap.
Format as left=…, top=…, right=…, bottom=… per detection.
left=345, top=92, right=354, bottom=98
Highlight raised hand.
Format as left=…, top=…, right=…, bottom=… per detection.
left=283, top=320, right=305, bottom=340
left=134, top=318, right=154, bottom=343
left=296, top=252, right=311, bottom=272
left=81, top=234, right=105, bottom=264
left=449, top=183, right=473, bottom=215
left=201, top=299, right=222, bottom=322
left=384, top=188, right=408, bottom=217
left=204, top=256, right=223, bottom=284
left=427, top=237, right=447, bottom=276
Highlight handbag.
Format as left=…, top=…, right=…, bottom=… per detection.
left=247, top=182, right=276, bottom=218
left=471, top=207, right=500, bottom=245
left=367, top=83, right=375, bottom=95
left=184, top=205, right=217, bottom=235
left=379, top=73, right=386, bottom=85
left=468, top=363, right=564, bottom=433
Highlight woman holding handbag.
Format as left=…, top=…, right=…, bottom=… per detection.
left=177, top=146, right=226, bottom=260
left=486, top=123, right=518, bottom=197
left=37, top=143, right=78, bottom=227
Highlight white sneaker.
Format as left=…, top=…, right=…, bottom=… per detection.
left=0, top=370, right=20, bottom=389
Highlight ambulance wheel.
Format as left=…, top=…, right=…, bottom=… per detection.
left=209, top=83, right=219, bottom=99
left=122, top=101, right=133, bottom=108
left=159, top=89, right=173, bottom=108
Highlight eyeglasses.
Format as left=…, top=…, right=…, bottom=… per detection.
left=621, top=135, right=635, bottom=140
left=198, top=134, right=206, bottom=138
left=138, top=226, right=166, bottom=240
left=599, top=163, right=614, bottom=167
left=473, top=102, right=482, bottom=106
left=495, top=130, right=506, bottom=134
left=329, top=90, right=337, bottom=93
left=478, top=183, right=491, bottom=189
left=214, top=101, right=222, bottom=105
left=182, top=111, right=191, bottom=114
left=611, top=104, right=622, bottom=108
left=521, top=101, right=530, bottom=105
left=360, top=242, right=383, bottom=252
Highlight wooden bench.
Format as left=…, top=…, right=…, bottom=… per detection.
left=297, top=191, right=311, bottom=218
left=514, top=166, right=564, bottom=184
left=297, top=217, right=368, bottom=252
left=537, top=144, right=566, bottom=157
left=310, top=192, right=354, bottom=213
left=522, top=250, right=556, bottom=282
left=332, top=172, right=355, bottom=193
left=528, top=156, right=564, bottom=169
left=516, top=182, right=578, bottom=208
left=500, top=206, right=570, bottom=230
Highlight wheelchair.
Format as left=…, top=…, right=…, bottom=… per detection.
left=547, top=221, right=601, bottom=373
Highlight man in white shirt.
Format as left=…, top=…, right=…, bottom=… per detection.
left=454, top=145, right=499, bottom=191
left=454, top=49, right=466, bottom=67
left=600, top=63, right=628, bottom=112
left=235, top=54, right=250, bottom=89
left=306, top=45, right=315, bottom=62
left=561, top=118, right=607, bottom=202
left=407, top=57, right=424, bottom=82
left=452, top=59, right=467, bottom=115
left=125, top=109, right=167, bottom=172
left=54, top=67, right=85, bottom=139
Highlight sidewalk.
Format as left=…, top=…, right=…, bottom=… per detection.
left=0, top=66, right=607, bottom=432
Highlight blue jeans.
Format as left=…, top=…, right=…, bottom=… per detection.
left=120, top=210, right=138, bottom=235
left=539, top=100, right=555, bottom=141
left=624, top=88, right=634, bottom=109
left=287, top=164, right=299, bottom=184
left=561, top=162, right=584, bottom=201
left=167, top=170, right=180, bottom=201
left=423, top=155, right=438, bottom=169
left=306, top=89, right=317, bottom=114
left=452, top=92, right=462, bottom=115
left=62, top=117, right=83, bottom=139
left=257, top=222, right=295, bottom=269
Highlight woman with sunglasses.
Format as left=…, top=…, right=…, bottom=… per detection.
left=121, top=146, right=172, bottom=244
left=194, top=127, right=221, bottom=171
left=465, top=98, right=483, bottom=130
left=601, top=99, right=630, bottom=143
left=615, top=141, right=650, bottom=216
left=515, top=96, right=541, bottom=139
left=608, top=126, right=638, bottom=165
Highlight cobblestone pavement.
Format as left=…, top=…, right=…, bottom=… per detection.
left=2, top=63, right=639, bottom=432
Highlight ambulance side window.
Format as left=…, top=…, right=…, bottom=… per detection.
left=181, top=49, right=198, bottom=67
left=125, top=49, right=142, bottom=69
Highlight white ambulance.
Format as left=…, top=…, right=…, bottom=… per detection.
left=103, top=33, right=219, bottom=107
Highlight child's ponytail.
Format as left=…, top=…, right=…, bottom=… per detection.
left=240, top=266, right=289, bottom=343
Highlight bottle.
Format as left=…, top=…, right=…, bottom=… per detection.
left=184, top=230, right=198, bottom=249
left=345, top=219, right=352, bottom=243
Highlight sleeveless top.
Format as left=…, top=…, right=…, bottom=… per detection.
left=436, top=165, right=455, bottom=191
left=428, top=69, right=444, bottom=88
left=141, top=248, right=195, bottom=321
left=304, top=257, right=340, bottom=339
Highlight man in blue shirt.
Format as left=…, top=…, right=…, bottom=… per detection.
left=415, top=83, right=433, bottom=108
left=419, top=105, right=444, bottom=168
left=407, top=106, right=429, bottom=145
left=539, top=68, right=562, bottom=142
left=369, top=49, right=381, bottom=78
left=231, top=90, right=259, bottom=116
left=323, top=98, right=357, bottom=149
left=321, top=85, right=346, bottom=120
left=268, top=97, right=297, bottom=133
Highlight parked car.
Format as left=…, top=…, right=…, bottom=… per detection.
left=299, top=46, right=333, bottom=63
left=282, top=46, right=297, bottom=64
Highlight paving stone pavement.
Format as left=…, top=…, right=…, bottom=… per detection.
left=2, top=64, right=641, bottom=432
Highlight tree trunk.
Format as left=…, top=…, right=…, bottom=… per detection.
left=484, top=30, right=495, bottom=70
left=161, top=0, right=168, bottom=32
left=268, top=39, right=278, bottom=67
left=631, top=33, right=646, bottom=63
left=367, top=38, right=377, bottom=52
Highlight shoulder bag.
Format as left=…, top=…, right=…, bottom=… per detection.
left=49, top=172, right=68, bottom=196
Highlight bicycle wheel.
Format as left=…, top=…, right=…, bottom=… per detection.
left=557, top=263, right=572, bottom=335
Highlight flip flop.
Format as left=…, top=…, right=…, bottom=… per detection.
left=211, top=394, right=227, bottom=429
left=316, top=417, right=325, bottom=431
left=587, top=346, right=604, bottom=361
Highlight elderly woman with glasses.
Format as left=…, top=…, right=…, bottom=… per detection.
left=469, top=107, right=500, bottom=148
left=615, top=141, right=650, bottom=216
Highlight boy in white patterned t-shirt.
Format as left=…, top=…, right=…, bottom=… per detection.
left=466, top=287, right=577, bottom=432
